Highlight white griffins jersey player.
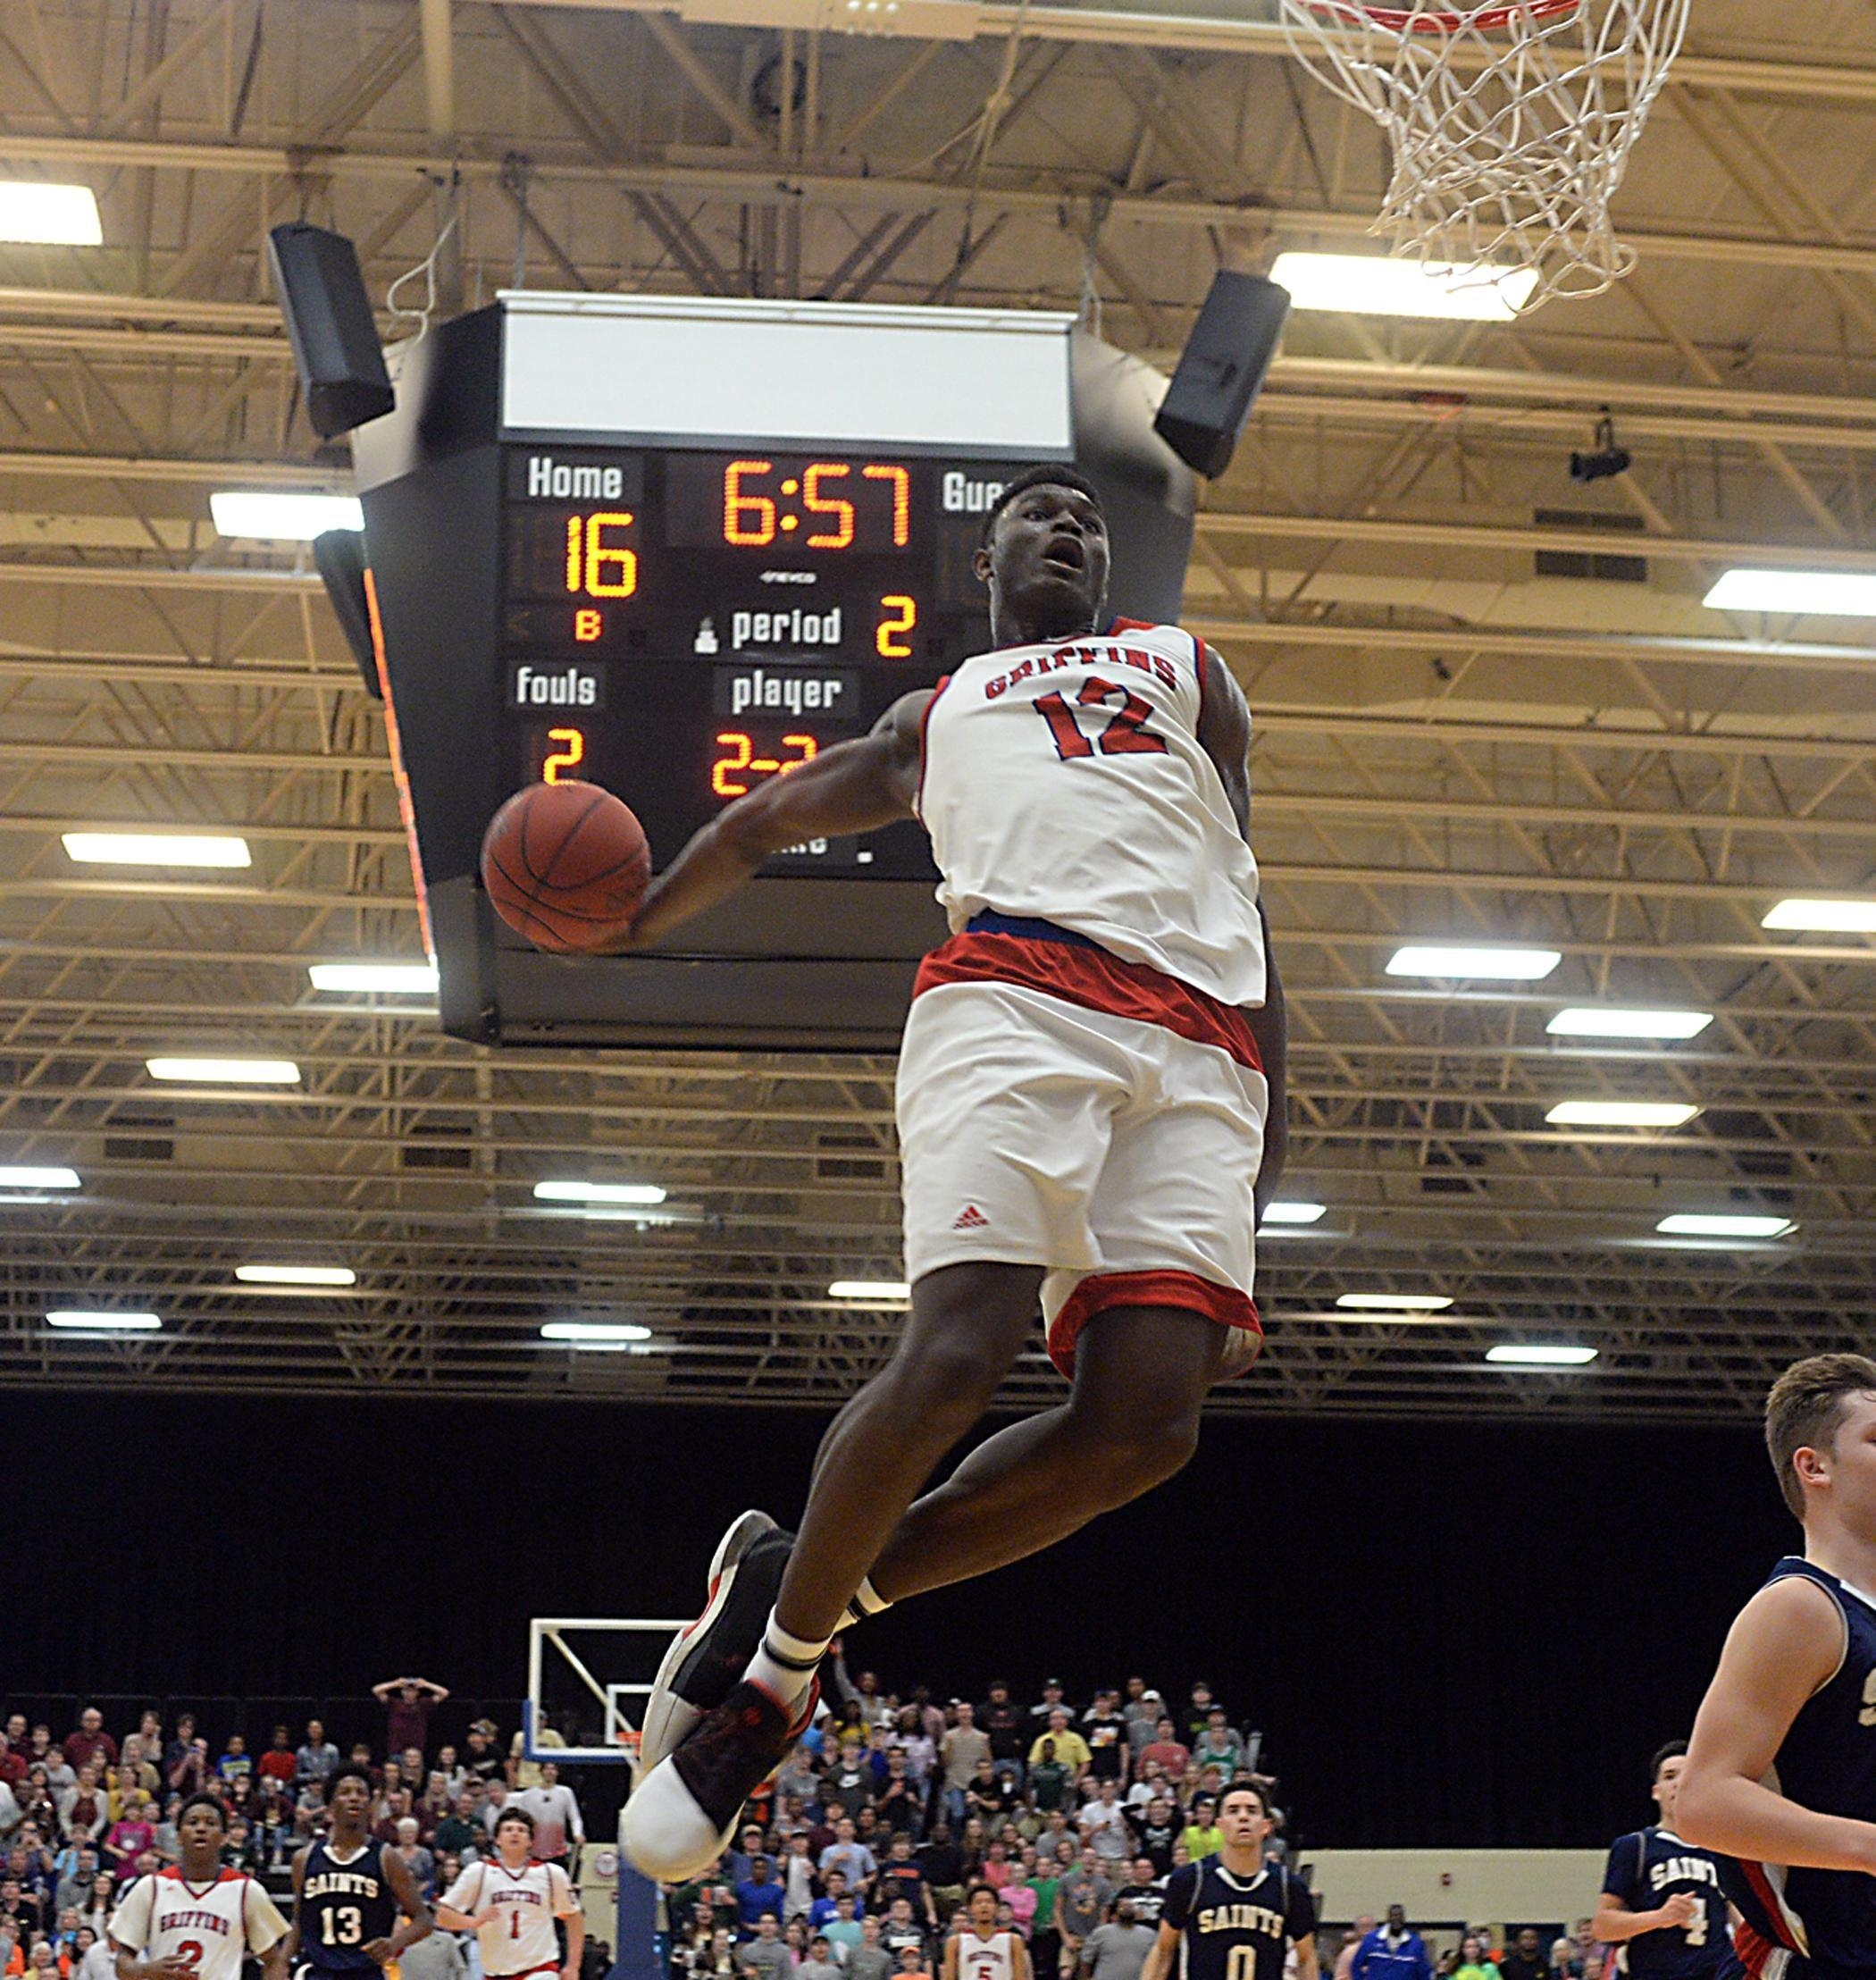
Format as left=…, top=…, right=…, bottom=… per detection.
left=915, top=619, right=1265, bottom=1009
left=110, top=1866, right=289, bottom=1980
left=901, top=617, right=1270, bottom=1378
left=439, top=1858, right=579, bottom=1976
left=956, top=1932, right=1018, bottom=1980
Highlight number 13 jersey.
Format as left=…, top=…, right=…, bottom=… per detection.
left=915, top=621, right=1266, bottom=1011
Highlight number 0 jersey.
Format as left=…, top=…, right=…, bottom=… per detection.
left=1159, top=1857, right=1315, bottom=1980
left=915, top=622, right=1266, bottom=1012
left=109, top=1866, right=289, bottom=1980
left=1602, top=1828, right=1737, bottom=1978
left=1718, top=1559, right=1876, bottom=1979
left=299, top=1839, right=400, bottom=1972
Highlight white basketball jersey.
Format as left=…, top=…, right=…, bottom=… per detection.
left=916, top=622, right=1266, bottom=1008
left=109, top=1867, right=288, bottom=1980
left=441, top=1858, right=574, bottom=1975
left=959, top=1929, right=1017, bottom=1980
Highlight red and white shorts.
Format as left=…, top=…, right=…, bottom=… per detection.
left=897, top=948, right=1267, bottom=1378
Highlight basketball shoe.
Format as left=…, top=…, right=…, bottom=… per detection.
left=624, top=1677, right=817, bottom=1880
left=637, top=1510, right=791, bottom=1773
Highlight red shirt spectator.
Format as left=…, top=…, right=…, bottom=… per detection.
left=373, top=1677, right=449, bottom=1758
left=257, top=1727, right=298, bottom=1786
left=62, top=1712, right=117, bottom=1775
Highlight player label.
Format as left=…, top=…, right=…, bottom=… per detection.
left=507, top=661, right=605, bottom=709
left=713, top=666, right=859, bottom=718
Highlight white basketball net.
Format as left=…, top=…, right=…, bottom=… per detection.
left=1278, top=0, right=1691, bottom=310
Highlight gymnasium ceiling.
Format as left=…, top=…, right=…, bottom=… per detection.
left=3, top=0, right=1876, bottom=1421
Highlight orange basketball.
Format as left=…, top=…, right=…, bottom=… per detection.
left=480, top=780, right=651, bottom=955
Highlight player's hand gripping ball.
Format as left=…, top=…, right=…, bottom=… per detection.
left=480, top=780, right=651, bottom=954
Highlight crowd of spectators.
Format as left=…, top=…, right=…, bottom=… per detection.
left=0, top=1683, right=590, bottom=1980
left=671, top=1664, right=1611, bottom=1980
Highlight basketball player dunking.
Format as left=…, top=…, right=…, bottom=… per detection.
left=1678, top=1354, right=1876, bottom=1978
left=1594, top=1744, right=1741, bottom=1980
left=946, top=1884, right=1031, bottom=1980
left=1140, top=1784, right=1316, bottom=1980
left=290, top=1768, right=433, bottom=1980
left=435, top=1807, right=584, bottom=1980
left=617, top=468, right=1286, bottom=1876
left=110, top=1794, right=292, bottom=1980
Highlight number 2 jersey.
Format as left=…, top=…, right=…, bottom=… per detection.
left=109, top=1866, right=289, bottom=1980
left=1718, top=1559, right=1876, bottom=1979
left=914, top=621, right=1267, bottom=1021
left=1602, top=1827, right=1738, bottom=1978
left=1160, top=1857, right=1315, bottom=1980
left=299, top=1838, right=401, bottom=1972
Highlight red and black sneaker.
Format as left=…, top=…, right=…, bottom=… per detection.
left=623, top=1678, right=818, bottom=1882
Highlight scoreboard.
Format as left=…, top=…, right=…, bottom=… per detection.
left=351, top=294, right=1196, bottom=1049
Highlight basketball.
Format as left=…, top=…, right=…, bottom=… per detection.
left=480, top=780, right=651, bottom=954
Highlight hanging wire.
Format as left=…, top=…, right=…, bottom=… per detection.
left=385, top=186, right=462, bottom=339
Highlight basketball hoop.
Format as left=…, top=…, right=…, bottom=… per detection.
left=1279, top=0, right=1691, bottom=309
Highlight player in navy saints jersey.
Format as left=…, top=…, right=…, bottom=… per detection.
left=1594, top=1742, right=1740, bottom=1979
left=1679, top=1354, right=1876, bottom=1979
left=1141, top=1786, right=1316, bottom=1980
left=618, top=466, right=1287, bottom=1882
left=289, top=1768, right=432, bottom=1980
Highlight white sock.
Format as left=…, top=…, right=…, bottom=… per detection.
left=745, top=1613, right=827, bottom=1710
left=837, top=1576, right=893, bottom=1632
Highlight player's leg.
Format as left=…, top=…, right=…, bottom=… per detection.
left=857, top=1299, right=1230, bottom=1601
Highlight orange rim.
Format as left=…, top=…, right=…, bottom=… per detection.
left=1302, top=0, right=1581, bottom=30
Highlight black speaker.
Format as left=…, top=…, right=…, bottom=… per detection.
left=313, top=528, right=383, bottom=699
left=267, top=222, right=395, bottom=439
left=1153, top=272, right=1291, bottom=481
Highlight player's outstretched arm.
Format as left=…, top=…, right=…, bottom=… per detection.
left=1679, top=1576, right=1876, bottom=1871
left=617, top=689, right=930, bottom=950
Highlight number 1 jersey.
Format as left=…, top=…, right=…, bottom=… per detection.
left=914, top=621, right=1266, bottom=1011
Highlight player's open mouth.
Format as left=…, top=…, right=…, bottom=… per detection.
left=1042, top=536, right=1085, bottom=574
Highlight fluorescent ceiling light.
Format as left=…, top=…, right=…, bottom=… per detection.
left=63, top=832, right=251, bottom=868
left=532, top=1180, right=667, bottom=1206
left=829, top=1279, right=911, bottom=1302
left=235, top=1263, right=357, bottom=1287
left=0, top=1164, right=80, bottom=1190
left=1270, top=250, right=1538, bottom=322
left=1656, top=1213, right=1795, bottom=1239
left=1546, top=1100, right=1700, bottom=1128
left=540, top=1321, right=654, bottom=1352
left=1704, top=569, right=1876, bottom=617
left=1763, top=898, right=1876, bottom=933
left=1386, top=944, right=1561, bottom=980
left=1547, top=1007, right=1713, bottom=1040
left=1336, top=1291, right=1453, bottom=1312
left=308, top=961, right=439, bottom=994
left=1487, top=1343, right=1597, bottom=1366
left=1261, top=1201, right=1327, bottom=1224
left=0, top=183, right=103, bottom=246
left=46, top=1309, right=161, bottom=1331
left=210, top=491, right=364, bottom=542
left=147, top=1056, right=301, bottom=1085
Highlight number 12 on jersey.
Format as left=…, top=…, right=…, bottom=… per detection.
left=1034, top=675, right=1168, bottom=759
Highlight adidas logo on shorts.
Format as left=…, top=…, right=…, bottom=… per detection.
left=952, top=1204, right=989, bottom=1230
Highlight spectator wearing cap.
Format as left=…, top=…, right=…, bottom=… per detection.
left=1179, top=1689, right=1219, bottom=1748
left=800, top=1937, right=843, bottom=1980
left=1119, top=1691, right=1160, bottom=1764
left=1026, top=1685, right=1070, bottom=1739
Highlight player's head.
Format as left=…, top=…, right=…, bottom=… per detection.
left=1217, top=1784, right=1269, bottom=1851
left=1767, top=1352, right=1876, bottom=1527
left=967, top=1884, right=999, bottom=1928
left=1649, top=1741, right=1688, bottom=1822
left=328, top=1765, right=374, bottom=1829
left=973, top=467, right=1109, bottom=639
left=496, top=1807, right=535, bottom=1855
left=176, top=1793, right=226, bottom=1866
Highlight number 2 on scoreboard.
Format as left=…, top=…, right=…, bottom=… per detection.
left=542, top=727, right=586, bottom=784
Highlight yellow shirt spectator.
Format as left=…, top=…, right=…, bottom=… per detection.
left=1180, top=1821, right=1225, bottom=1859
left=1028, top=1725, right=1091, bottom=1771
